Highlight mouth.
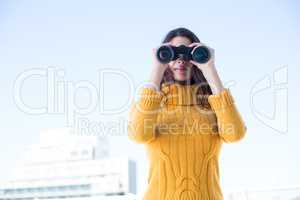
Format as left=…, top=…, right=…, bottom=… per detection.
left=174, top=65, right=187, bottom=73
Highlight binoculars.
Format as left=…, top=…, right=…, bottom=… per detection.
left=156, top=44, right=211, bottom=64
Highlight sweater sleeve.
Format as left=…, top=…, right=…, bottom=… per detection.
left=127, top=87, right=164, bottom=144
left=208, top=88, right=247, bottom=143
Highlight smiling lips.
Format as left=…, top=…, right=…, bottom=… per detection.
left=175, top=65, right=187, bottom=73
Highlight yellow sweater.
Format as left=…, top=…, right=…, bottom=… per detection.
left=128, top=83, right=247, bottom=200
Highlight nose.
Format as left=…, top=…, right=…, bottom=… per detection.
left=176, top=58, right=186, bottom=65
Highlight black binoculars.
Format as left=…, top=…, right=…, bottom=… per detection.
left=156, top=44, right=211, bottom=64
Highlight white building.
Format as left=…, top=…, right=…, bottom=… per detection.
left=0, top=128, right=137, bottom=200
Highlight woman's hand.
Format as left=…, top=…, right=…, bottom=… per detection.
left=148, top=43, right=170, bottom=91
left=152, top=45, right=170, bottom=72
left=188, top=42, right=216, bottom=73
left=189, top=42, right=225, bottom=95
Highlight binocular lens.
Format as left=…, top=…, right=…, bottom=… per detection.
left=156, top=46, right=174, bottom=64
left=192, top=46, right=210, bottom=64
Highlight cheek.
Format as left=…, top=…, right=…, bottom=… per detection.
left=168, top=61, right=176, bottom=70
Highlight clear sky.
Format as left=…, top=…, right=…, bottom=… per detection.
left=0, top=0, right=299, bottom=196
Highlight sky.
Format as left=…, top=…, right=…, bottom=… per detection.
left=0, top=0, right=299, bottom=196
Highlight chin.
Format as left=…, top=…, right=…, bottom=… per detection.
left=174, top=76, right=189, bottom=81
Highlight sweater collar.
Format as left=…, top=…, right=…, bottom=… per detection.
left=161, top=82, right=204, bottom=106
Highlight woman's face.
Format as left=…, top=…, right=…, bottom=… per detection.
left=168, top=36, right=193, bottom=81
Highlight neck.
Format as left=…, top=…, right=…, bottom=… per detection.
left=173, top=78, right=195, bottom=85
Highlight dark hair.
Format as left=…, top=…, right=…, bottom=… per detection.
left=160, top=27, right=213, bottom=109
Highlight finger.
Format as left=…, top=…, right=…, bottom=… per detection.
left=190, top=43, right=205, bottom=54
left=188, top=42, right=202, bottom=47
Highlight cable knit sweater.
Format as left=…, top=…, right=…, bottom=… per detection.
left=128, top=82, right=247, bottom=200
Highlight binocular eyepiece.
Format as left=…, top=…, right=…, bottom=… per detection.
left=156, top=44, right=211, bottom=64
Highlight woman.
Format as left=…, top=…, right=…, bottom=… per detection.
left=128, top=27, right=247, bottom=200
